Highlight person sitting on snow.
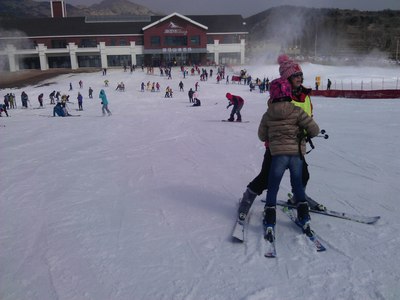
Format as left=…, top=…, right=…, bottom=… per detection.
left=53, top=102, right=66, bottom=117
left=191, top=91, right=201, bottom=106
left=116, top=82, right=125, bottom=91
left=192, top=98, right=201, bottom=107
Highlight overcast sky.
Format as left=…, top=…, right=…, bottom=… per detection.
left=55, top=0, right=400, bottom=17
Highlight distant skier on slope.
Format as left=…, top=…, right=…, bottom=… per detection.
left=225, top=92, right=244, bottom=122
left=99, top=89, right=112, bottom=116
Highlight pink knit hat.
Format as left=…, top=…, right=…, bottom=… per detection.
left=278, top=54, right=302, bottom=79
left=269, top=77, right=292, bottom=101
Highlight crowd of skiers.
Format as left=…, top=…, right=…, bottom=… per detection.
left=1, top=61, right=268, bottom=118
left=2, top=64, right=232, bottom=119
left=1, top=80, right=111, bottom=118
left=1, top=92, right=30, bottom=115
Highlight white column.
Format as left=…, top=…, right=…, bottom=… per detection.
left=5, top=44, right=18, bottom=72
left=130, top=41, right=137, bottom=65
left=240, top=39, right=245, bottom=65
left=68, top=42, right=78, bottom=69
left=213, top=40, right=219, bottom=64
left=37, top=43, right=48, bottom=70
left=99, top=42, right=108, bottom=69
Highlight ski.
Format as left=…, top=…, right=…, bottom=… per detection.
left=39, top=114, right=81, bottom=117
left=232, top=219, right=245, bottom=242
left=263, top=225, right=277, bottom=258
left=232, top=198, right=249, bottom=242
left=276, top=200, right=380, bottom=225
left=221, top=120, right=250, bottom=123
left=282, top=206, right=326, bottom=252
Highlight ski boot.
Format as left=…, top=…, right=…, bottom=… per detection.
left=290, top=193, right=326, bottom=212
left=227, top=115, right=234, bottom=122
left=263, top=206, right=276, bottom=242
left=297, top=202, right=313, bottom=236
left=238, top=188, right=257, bottom=222
left=305, top=195, right=326, bottom=211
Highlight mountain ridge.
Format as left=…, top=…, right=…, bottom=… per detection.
left=0, top=0, right=158, bottom=18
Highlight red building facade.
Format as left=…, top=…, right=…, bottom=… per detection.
left=0, top=11, right=248, bottom=71
left=142, top=14, right=209, bottom=66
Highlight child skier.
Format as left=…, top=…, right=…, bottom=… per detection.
left=259, top=77, right=320, bottom=241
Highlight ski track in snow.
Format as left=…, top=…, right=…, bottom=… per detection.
left=1, top=64, right=400, bottom=300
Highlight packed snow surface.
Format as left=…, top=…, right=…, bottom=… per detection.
left=1, top=63, right=400, bottom=300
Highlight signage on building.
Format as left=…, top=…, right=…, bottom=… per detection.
left=162, top=48, right=192, bottom=53
left=164, top=22, right=187, bottom=35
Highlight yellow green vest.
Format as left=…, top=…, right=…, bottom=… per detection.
left=291, top=95, right=312, bottom=117
left=292, top=95, right=312, bottom=136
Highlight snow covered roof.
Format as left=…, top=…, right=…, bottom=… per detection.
left=0, top=14, right=247, bottom=38
left=142, top=12, right=208, bottom=31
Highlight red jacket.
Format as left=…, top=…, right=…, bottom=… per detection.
left=226, top=93, right=244, bottom=105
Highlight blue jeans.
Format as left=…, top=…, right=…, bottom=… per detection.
left=265, top=155, right=306, bottom=207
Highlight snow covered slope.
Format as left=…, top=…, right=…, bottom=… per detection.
left=1, top=64, right=399, bottom=300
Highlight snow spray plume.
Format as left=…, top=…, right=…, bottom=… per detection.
left=353, top=48, right=392, bottom=67
left=0, top=28, right=33, bottom=72
left=247, top=6, right=312, bottom=65
left=246, top=6, right=377, bottom=66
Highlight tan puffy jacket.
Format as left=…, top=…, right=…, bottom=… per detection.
left=258, top=101, right=320, bottom=156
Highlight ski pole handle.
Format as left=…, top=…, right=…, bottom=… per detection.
left=317, top=129, right=329, bottom=139
left=316, top=134, right=329, bottom=139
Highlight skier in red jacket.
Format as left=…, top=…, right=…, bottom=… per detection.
left=225, top=92, right=244, bottom=122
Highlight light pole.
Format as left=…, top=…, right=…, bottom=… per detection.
left=396, top=38, right=399, bottom=63
left=314, top=25, right=317, bottom=60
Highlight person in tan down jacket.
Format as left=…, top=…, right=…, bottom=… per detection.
left=259, top=77, right=320, bottom=241
left=237, top=55, right=324, bottom=226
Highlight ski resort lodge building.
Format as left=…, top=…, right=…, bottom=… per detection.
left=0, top=0, right=248, bottom=72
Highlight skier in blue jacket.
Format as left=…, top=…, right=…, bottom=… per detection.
left=53, top=102, right=65, bottom=117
